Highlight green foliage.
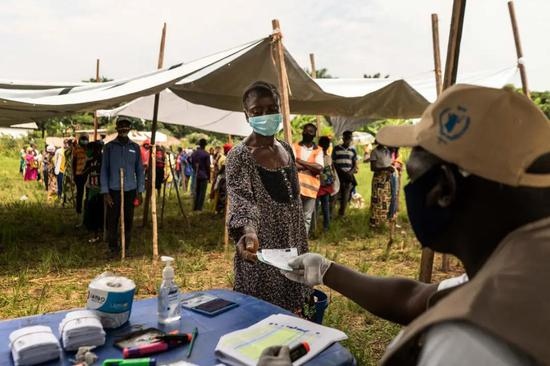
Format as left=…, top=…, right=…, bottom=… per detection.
left=531, top=90, right=550, bottom=119
left=363, top=73, right=390, bottom=79
left=303, top=67, right=333, bottom=79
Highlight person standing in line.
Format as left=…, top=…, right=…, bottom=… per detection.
left=180, top=147, right=192, bottom=192
left=54, top=140, right=67, bottom=199
left=191, top=139, right=211, bottom=211
left=155, top=145, right=166, bottom=197
left=23, top=147, right=38, bottom=181
left=42, top=144, right=53, bottom=190
left=369, top=141, right=394, bottom=227
left=175, top=147, right=183, bottom=187
left=332, top=131, right=357, bottom=217
left=292, top=124, right=323, bottom=236
left=317, top=136, right=338, bottom=231
left=19, top=147, right=26, bottom=176
left=83, top=141, right=104, bottom=243
left=101, top=118, right=145, bottom=256
left=73, top=135, right=89, bottom=219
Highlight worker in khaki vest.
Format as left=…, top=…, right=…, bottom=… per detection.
left=260, top=85, right=550, bottom=365
left=292, top=123, right=323, bottom=236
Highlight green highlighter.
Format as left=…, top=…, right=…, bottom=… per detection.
left=103, top=358, right=156, bottom=366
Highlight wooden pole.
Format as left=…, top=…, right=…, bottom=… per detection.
left=143, top=22, right=167, bottom=227
left=160, top=168, right=167, bottom=228
left=271, top=19, right=292, bottom=143
left=151, top=145, right=159, bottom=258
left=508, top=1, right=530, bottom=99
left=120, top=168, right=126, bottom=260
left=430, top=13, right=451, bottom=273
left=431, top=14, right=443, bottom=96
left=309, top=53, right=322, bottom=138
left=93, top=58, right=100, bottom=141
left=442, top=0, right=467, bottom=89
left=419, top=3, right=467, bottom=282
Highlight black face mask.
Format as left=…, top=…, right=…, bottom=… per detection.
left=404, top=166, right=454, bottom=249
left=302, top=133, right=315, bottom=144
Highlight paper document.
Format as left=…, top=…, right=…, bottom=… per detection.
left=215, top=314, right=347, bottom=366
left=257, top=248, right=298, bottom=271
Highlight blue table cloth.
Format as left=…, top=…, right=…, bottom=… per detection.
left=0, top=289, right=355, bottom=365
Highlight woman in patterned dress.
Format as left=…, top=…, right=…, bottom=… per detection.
left=226, top=81, right=312, bottom=312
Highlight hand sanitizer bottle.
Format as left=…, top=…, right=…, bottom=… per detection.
left=158, top=256, right=181, bottom=324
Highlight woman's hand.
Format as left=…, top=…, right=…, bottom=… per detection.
left=237, top=228, right=259, bottom=262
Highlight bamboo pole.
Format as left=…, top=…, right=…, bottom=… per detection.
left=93, top=59, right=100, bottom=141
left=442, top=0, right=467, bottom=89
left=271, top=19, right=292, bottom=143
left=160, top=166, right=167, bottom=228
left=151, top=145, right=159, bottom=258
left=309, top=53, right=322, bottom=137
left=508, top=1, right=530, bottom=99
left=143, top=22, right=167, bottom=227
left=120, top=168, right=126, bottom=260
left=431, top=13, right=450, bottom=273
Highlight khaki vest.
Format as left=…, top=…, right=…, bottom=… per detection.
left=293, top=143, right=321, bottom=199
left=381, top=217, right=550, bottom=366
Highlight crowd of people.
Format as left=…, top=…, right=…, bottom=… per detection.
left=18, top=122, right=234, bottom=254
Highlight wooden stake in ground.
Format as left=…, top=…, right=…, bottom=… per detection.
left=508, top=1, right=530, bottom=99
left=160, top=168, right=167, bottom=228
left=143, top=22, right=167, bottom=227
left=151, top=145, right=159, bottom=258
left=309, top=53, right=322, bottom=137
left=166, top=152, right=188, bottom=225
left=271, top=19, right=292, bottom=143
left=120, top=168, right=125, bottom=260
left=419, top=2, right=467, bottom=283
left=93, top=59, right=100, bottom=141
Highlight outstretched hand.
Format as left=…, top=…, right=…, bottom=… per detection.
left=283, top=253, right=332, bottom=286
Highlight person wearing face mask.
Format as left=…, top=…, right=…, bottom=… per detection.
left=225, top=81, right=312, bottom=313
left=332, top=130, right=358, bottom=218
left=73, top=135, right=90, bottom=220
left=261, top=85, right=550, bottom=365
left=292, top=124, right=324, bottom=236
left=100, top=118, right=145, bottom=256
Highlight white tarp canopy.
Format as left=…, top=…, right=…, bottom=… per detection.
left=0, top=39, right=264, bottom=126
left=97, top=90, right=252, bottom=137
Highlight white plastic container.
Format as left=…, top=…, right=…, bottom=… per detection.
left=157, top=256, right=181, bottom=324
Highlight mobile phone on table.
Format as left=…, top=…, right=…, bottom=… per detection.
left=181, top=293, right=238, bottom=316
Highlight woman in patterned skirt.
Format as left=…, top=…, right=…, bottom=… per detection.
left=226, top=81, right=312, bottom=313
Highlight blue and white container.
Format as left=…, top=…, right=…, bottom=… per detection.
left=86, top=272, right=136, bottom=329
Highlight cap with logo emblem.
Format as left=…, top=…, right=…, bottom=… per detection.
left=376, top=84, right=550, bottom=187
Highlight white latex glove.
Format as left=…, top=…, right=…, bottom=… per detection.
left=283, top=253, right=332, bottom=286
left=257, top=346, right=292, bottom=366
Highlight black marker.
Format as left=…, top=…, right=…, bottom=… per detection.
left=289, top=341, right=310, bottom=362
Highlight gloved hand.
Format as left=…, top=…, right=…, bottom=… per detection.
left=257, top=345, right=292, bottom=366
left=283, top=253, right=332, bottom=286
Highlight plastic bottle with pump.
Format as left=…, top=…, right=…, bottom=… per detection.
left=157, top=256, right=181, bottom=324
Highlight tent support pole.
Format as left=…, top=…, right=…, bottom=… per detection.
left=151, top=145, right=159, bottom=258
left=309, top=53, right=322, bottom=137
left=508, top=1, right=530, bottom=99
left=419, top=1, right=466, bottom=283
left=143, top=22, right=167, bottom=233
left=431, top=13, right=450, bottom=273
left=271, top=19, right=292, bottom=143
left=93, top=58, right=100, bottom=141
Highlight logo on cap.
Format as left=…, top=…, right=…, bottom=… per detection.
left=439, top=106, right=470, bottom=142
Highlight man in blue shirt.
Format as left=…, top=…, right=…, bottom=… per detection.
left=191, top=138, right=211, bottom=211
left=101, top=118, right=145, bottom=255
left=332, top=130, right=357, bottom=217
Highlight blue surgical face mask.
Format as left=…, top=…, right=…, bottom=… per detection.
left=248, top=113, right=282, bottom=136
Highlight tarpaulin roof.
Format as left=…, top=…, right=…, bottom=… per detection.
left=97, top=90, right=252, bottom=137
left=170, top=37, right=429, bottom=119
left=0, top=39, right=264, bottom=126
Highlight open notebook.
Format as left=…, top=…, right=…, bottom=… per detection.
left=215, top=314, right=347, bottom=366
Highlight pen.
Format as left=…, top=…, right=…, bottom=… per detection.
left=289, top=342, right=310, bottom=362
left=103, top=358, right=157, bottom=366
left=186, top=327, right=199, bottom=358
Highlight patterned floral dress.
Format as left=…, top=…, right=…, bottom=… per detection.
left=226, top=141, right=312, bottom=312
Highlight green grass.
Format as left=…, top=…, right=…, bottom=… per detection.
left=0, top=152, right=460, bottom=365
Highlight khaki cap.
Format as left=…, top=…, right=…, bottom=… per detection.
left=377, top=84, right=550, bottom=187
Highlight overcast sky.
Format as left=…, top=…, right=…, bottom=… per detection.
left=1, top=0, right=548, bottom=90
